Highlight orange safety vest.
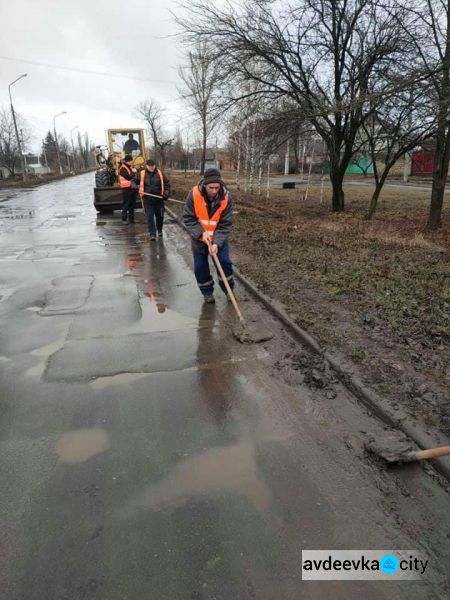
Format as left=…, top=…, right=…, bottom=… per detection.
left=192, top=186, right=229, bottom=239
left=139, top=168, right=165, bottom=197
left=119, top=164, right=134, bottom=188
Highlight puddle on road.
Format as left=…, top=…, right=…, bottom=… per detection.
left=56, top=428, right=109, bottom=464
left=0, top=288, right=18, bottom=303
left=90, top=372, right=151, bottom=390
left=118, top=438, right=271, bottom=518
left=25, top=330, right=69, bottom=378
left=129, top=296, right=198, bottom=334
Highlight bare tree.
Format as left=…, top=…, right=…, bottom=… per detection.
left=76, top=131, right=95, bottom=170
left=178, top=40, right=222, bottom=174
left=177, top=0, right=419, bottom=212
left=362, top=85, right=437, bottom=218
left=135, top=99, right=173, bottom=165
left=0, top=105, right=31, bottom=176
left=395, top=0, right=450, bottom=229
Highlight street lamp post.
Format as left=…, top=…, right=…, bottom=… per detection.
left=70, top=125, right=80, bottom=172
left=53, top=111, right=67, bottom=175
left=8, top=74, right=28, bottom=182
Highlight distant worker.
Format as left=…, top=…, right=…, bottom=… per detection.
left=183, top=168, right=234, bottom=303
left=118, top=155, right=137, bottom=224
left=123, top=133, right=140, bottom=154
left=139, top=159, right=171, bottom=240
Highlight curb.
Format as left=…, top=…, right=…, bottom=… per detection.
left=165, top=205, right=450, bottom=483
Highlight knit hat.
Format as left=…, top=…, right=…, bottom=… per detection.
left=203, top=168, right=222, bottom=185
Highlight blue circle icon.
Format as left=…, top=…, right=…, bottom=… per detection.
left=380, top=554, right=399, bottom=574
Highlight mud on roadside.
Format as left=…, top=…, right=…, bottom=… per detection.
left=168, top=171, right=449, bottom=444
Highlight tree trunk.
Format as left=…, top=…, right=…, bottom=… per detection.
left=200, top=118, right=207, bottom=175
left=367, top=170, right=389, bottom=219
left=244, top=125, right=250, bottom=191
left=300, top=141, right=306, bottom=181
left=427, top=6, right=450, bottom=230
left=284, top=139, right=290, bottom=175
left=236, top=131, right=241, bottom=190
left=427, top=126, right=450, bottom=229
left=329, top=161, right=345, bottom=211
left=257, top=156, right=263, bottom=197
left=249, top=121, right=256, bottom=194
left=293, top=134, right=300, bottom=174
left=153, top=134, right=158, bottom=163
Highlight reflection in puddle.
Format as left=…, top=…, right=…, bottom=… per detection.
left=119, top=438, right=271, bottom=518
left=56, top=428, right=109, bottom=463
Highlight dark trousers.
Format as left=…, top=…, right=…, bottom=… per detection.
left=193, top=240, right=235, bottom=296
left=143, top=199, right=164, bottom=235
left=121, top=188, right=136, bottom=221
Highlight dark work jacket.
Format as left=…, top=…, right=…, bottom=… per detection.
left=141, top=169, right=170, bottom=203
left=183, top=184, right=233, bottom=254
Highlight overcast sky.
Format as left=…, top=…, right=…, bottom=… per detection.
left=0, top=0, right=192, bottom=152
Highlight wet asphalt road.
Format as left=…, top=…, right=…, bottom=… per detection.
left=1, top=173, right=449, bottom=599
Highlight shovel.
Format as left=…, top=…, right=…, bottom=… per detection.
left=205, top=238, right=273, bottom=344
left=365, top=432, right=450, bottom=464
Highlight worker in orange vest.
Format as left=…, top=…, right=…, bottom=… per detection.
left=138, top=159, right=171, bottom=240
left=183, top=168, right=234, bottom=303
left=118, top=155, right=137, bottom=223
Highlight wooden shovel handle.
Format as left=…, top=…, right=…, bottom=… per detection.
left=206, top=239, right=244, bottom=323
left=142, top=192, right=184, bottom=205
left=415, top=446, right=450, bottom=460
left=142, top=192, right=163, bottom=200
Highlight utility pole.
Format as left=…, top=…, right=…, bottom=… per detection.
left=8, top=74, right=28, bottom=182
left=53, top=111, right=67, bottom=175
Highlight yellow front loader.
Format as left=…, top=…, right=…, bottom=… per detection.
left=94, top=128, right=147, bottom=213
